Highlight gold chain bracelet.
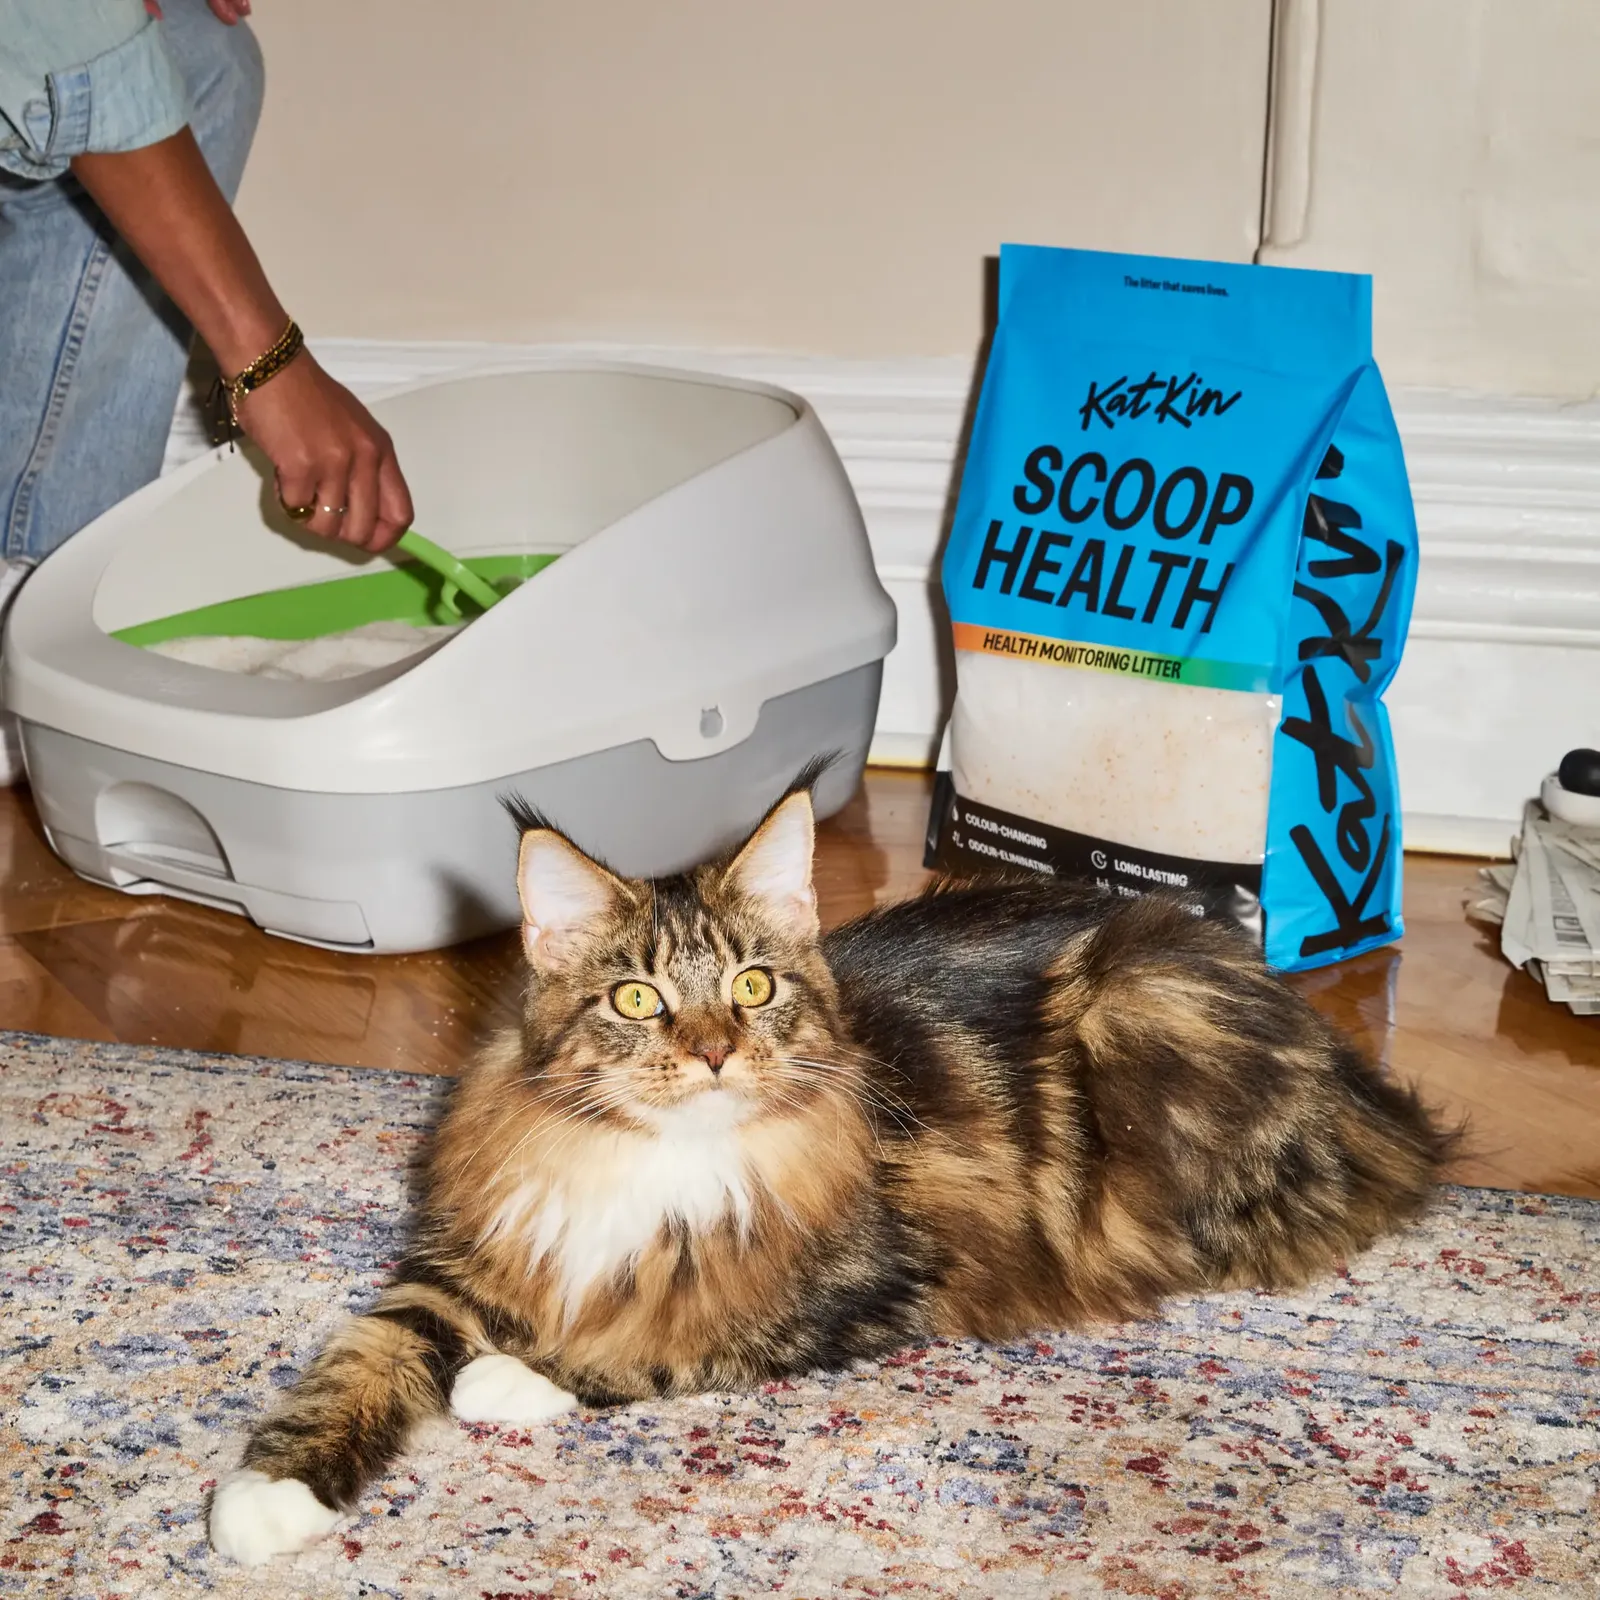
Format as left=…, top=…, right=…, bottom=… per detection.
left=207, top=318, right=304, bottom=447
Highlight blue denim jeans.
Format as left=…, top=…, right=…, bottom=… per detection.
left=0, top=1, right=264, bottom=563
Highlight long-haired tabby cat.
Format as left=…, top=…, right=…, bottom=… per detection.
left=209, top=770, right=1453, bottom=1565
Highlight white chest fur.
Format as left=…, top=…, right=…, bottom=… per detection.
left=487, top=1094, right=756, bottom=1316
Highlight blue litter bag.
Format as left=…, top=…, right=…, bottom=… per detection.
left=926, top=245, right=1418, bottom=971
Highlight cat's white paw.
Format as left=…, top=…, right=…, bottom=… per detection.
left=209, top=1469, right=341, bottom=1566
left=450, top=1353, right=576, bottom=1426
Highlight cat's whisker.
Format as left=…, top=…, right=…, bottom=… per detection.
left=477, top=1115, right=573, bottom=1197
left=765, top=1064, right=894, bottom=1159
left=452, top=1116, right=523, bottom=1182
left=776, top=1056, right=930, bottom=1138
left=754, top=1085, right=810, bottom=1123
left=523, top=1093, right=647, bottom=1169
left=451, top=1084, right=564, bottom=1183
left=475, top=1083, right=648, bottom=1194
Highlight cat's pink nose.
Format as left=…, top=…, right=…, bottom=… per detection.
left=697, top=1045, right=729, bottom=1073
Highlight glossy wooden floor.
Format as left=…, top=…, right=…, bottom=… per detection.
left=1, top=773, right=1595, bottom=1198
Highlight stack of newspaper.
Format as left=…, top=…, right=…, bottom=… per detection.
left=1472, top=804, right=1600, bottom=1015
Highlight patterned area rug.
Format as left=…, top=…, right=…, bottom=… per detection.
left=2, top=1034, right=1598, bottom=1599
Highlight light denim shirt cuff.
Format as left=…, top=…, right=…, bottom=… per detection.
left=0, top=16, right=191, bottom=182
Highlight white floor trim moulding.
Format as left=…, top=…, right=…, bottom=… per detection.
left=165, top=341, right=1600, bottom=858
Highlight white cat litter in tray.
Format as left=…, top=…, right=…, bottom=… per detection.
left=149, top=621, right=464, bottom=682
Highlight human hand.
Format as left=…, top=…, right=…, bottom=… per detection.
left=236, top=354, right=414, bottom=553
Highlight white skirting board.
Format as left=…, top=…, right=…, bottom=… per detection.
left=164, top=343, right=1600, bottom=858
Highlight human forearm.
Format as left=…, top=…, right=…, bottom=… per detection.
left=70, top=125, right=413, bottom=552
left=72, top=127, right=285, bottom=376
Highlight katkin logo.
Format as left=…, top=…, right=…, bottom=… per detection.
left=1079, top=372, right=1243, bottom=433
left=1281, top=445, right=1407, bottom=960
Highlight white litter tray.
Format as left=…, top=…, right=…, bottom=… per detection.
left=3, top=362, right=895, bottom=952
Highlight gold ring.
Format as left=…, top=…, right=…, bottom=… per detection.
left=321, top=505, right=347, bottom=516
left=282, top=502, right=314, bottom=522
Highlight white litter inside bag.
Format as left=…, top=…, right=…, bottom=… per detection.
left=949, top=651, right=1279, bottom=864
left=148, top=620, right=463, bottom=682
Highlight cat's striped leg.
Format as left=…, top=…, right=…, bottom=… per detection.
left=210, top=1282, right=483, bottom=1566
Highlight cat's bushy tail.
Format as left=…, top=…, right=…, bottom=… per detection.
left=1048, top=893, right=1460, bottom=1298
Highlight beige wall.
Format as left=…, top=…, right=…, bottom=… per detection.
left=1261, top=0, right=1600, bottom=398
left=236, top=1, right=1272, bottom=357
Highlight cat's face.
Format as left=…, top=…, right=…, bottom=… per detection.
left=513, top=791, right=848, bottom=1126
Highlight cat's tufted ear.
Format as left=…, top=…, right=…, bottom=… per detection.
left=515, top=829, right=626, bottom=972
left=724, top=789, right=818, bottom=940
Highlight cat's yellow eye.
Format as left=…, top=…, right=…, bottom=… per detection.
left=731, top=967, right=775, bottom=1008
left=612, top=981, right=664, bottom=1020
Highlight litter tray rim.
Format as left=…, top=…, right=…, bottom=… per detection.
left=6, top=357, right=825, bottom=718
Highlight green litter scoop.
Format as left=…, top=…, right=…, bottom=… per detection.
left=395, top=529, right=505, bottom=616
left=111, top=528, right=556, bottom=650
